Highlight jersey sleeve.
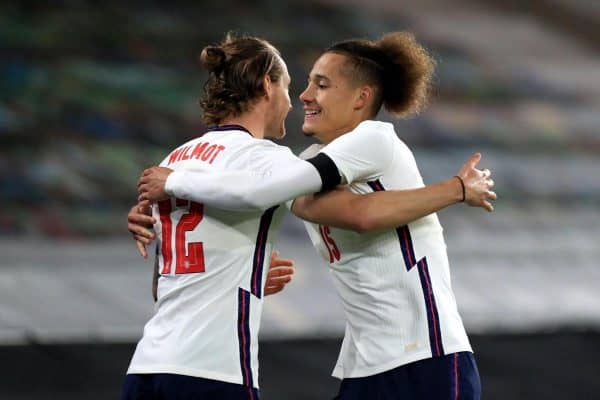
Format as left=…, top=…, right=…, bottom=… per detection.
left=164, top=142, right=341, bottom=211
left=319, top=122, right=395, bottom=184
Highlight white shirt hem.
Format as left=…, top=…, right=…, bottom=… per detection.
left=332, top=343, right=473, bottom=380
left=127, top=364, right=257, bottom=388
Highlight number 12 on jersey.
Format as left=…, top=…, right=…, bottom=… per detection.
left=158, top=198, right=205, bottom=275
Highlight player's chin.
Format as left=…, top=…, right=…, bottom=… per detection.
left=270, top=128, right=286, bottom=140
left=302, top=123, right=315, bottom=137
left=278, top=125, right=287, bottom=139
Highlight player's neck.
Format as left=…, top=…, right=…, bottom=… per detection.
left=220, top=114, right=265, bottom=140
left=321, top=117, right=370, bottom=145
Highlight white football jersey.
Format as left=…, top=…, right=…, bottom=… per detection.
left=126, top=126, right=290, bottom=388
left=302, top=120, right=472, bottom=379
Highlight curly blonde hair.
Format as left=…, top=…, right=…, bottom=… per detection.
left=327, top=31, right=435, bottom=118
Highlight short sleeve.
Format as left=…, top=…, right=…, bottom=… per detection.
left=319, top=121, right=395, bottom=184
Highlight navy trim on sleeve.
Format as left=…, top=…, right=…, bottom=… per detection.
left=306, top=153, right=341, bottom=192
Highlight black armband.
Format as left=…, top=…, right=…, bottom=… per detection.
left=306, top=153, right=341, bottom=192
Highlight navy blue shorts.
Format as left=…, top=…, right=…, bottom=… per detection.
left=335, top=352, right=481, bottom=400
left=121, top=373, right=260, bottom=400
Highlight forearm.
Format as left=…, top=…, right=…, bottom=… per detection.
left=293, top=178, right=463, bottom=232
left=356, top=178, right=463, bottom=230
left=164, top=154, right=340, bottom=211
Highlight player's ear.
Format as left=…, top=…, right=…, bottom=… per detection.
left=263, top=75, right=273, bottom=100
left=353, top=85, right=373, bottom=111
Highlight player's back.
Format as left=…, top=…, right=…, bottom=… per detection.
left=127, top=126, right=286, bottom=388
left=303, top=121, right=471, bottom=379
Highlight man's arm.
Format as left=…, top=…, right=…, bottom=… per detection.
left=138, top=153, right=340, bottom=211
left=292, top=153, right=496, bottom=233
left=138, top=124, right=389, bottom=211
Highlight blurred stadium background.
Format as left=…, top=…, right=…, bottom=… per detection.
left=1, top=0, right=599, bottom=399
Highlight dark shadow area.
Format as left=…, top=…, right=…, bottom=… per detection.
left=0, top=332, right=598, bottom=399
